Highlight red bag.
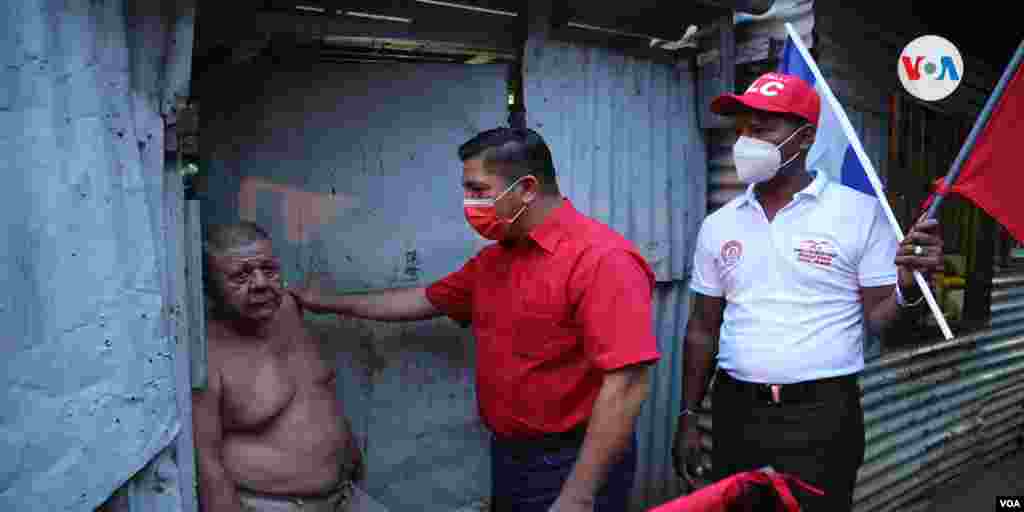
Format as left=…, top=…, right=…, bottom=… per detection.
left=648, top=469, right=824, bottom=512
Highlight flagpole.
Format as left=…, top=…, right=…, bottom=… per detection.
left=783, top=23, right=954, bottom=340
left=924, top=39, right=1024, bottom=219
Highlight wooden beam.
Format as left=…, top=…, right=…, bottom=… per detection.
left=165, top=138, right=199, bottom=512
left=184, top=200, right=208, bottom=391
left=696, top=14, right=735, bottom=129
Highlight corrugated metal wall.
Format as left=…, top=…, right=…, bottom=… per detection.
left=198, top=59, right=509, bottom=512
left=0, top=1, right=196, bottom=511
left=523, top=39, right=706, bottom=284
left=851, top=264, right=1024, bottom=511
left=991, top=268, right=1024, bottom=328
left=523, top=36, right=706, bottom=509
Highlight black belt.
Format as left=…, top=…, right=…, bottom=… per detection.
left=718, top=371, right=858, bottom=406
left=491, top=422, right=589, bottom=452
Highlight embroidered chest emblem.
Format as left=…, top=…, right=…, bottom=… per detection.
left=721, top=240, right=743, bottom=268
left=795, top=239, right=838, bottom=267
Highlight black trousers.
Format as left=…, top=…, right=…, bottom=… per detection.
left=712, top=371, right=866, bottom=512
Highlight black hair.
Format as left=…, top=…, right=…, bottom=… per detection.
left=457, top=127, right=558, bottom=191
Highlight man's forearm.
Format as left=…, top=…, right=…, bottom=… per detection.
left=319, top=286, right=439, bottom=322
left=560, top=369, right=649, bottom=502
left=867, top=289, right=902, bottom=335
left=683, top=329, right=717, bottom=411
left=867, top=284, right=924, bottom=335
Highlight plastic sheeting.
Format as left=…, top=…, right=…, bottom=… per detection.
left=1, top=1, right=193, bottom=510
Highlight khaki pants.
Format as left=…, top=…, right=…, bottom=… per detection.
left=239, top=482, right=389, bottom=512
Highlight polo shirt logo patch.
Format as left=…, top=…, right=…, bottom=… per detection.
left=721, top=240, right=743, bottom=268
left=795, top=239, right=837, bottom=267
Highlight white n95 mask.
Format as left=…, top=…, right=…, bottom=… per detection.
left=732, top=124, right=811, bottom=184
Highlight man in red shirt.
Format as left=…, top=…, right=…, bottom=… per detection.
left=289, top=128, right=661, bottom=512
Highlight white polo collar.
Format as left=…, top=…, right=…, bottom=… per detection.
left=736, top=170, right=828, bottom=210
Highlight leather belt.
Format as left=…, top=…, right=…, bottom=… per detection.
left=718, top=371, right=858, bottom=406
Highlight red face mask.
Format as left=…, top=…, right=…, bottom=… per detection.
left=464, top=176, right=531, bottom=240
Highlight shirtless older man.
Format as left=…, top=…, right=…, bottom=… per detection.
left=193, top=221, right=370, bottom=512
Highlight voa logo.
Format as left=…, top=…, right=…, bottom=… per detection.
left=898, top=35, right=964, bottom=101
left=999, top=497, right=1022, bottom=509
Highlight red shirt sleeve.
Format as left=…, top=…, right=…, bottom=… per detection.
left=425, top=253, right=480, bottom=325
left=571, top=248, right=661, bottom=370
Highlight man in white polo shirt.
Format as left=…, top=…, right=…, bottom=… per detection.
left=671, top=72, right=945, bottom=511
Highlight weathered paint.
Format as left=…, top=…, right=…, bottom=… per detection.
left=522, top=35, right=706, bottom=509
left=0, top=0, right=193, bottom=510
left=198, top=59, right=508, bottom=511
left=238, top=176, right=363, bottom=243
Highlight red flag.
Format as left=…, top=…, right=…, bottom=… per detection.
left=923, top=60, right=1024, bottom=240
left=647, top=470, right=823, bottom=512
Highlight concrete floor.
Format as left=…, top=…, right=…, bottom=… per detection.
left=928, top=450, right=1024, bottom=511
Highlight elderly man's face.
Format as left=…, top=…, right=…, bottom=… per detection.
left=208, top=240, right=284, bottom=323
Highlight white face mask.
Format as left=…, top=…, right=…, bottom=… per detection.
left=733, top=124, right=811, bottom=184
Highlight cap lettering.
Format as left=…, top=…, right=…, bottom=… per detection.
left=758, top=81, right=784, bottom=96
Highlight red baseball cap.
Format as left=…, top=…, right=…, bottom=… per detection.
left=710, top=72, right=821, bottom=125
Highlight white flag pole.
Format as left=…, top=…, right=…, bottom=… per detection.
left=783, top=23, right=954, bottom=340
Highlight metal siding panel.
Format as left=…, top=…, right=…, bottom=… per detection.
left=849, top=265, right=1024, bottom=512
left=632, top=282, right=690, bottom=509
left=525, top=39, right=705, bottom=283
left=2, top=1, right=192, bottom=510
left=990, top=269, right=1024, bottom=326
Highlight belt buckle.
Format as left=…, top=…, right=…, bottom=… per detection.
left=767, top=384, right=782, bottom=405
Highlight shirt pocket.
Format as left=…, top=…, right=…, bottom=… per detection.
left=509, top=310, right=580, bottom=360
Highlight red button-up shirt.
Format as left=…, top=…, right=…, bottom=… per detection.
left=426, top=199, right=661, bottom=438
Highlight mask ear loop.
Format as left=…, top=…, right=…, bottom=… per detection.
left=494, top=174, right=531, bottom=203
left=777, top=123, right=812, bottom=172
left=507, top=175, right=537, bottom=225
left=495, top=174, right=536, bottom=226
